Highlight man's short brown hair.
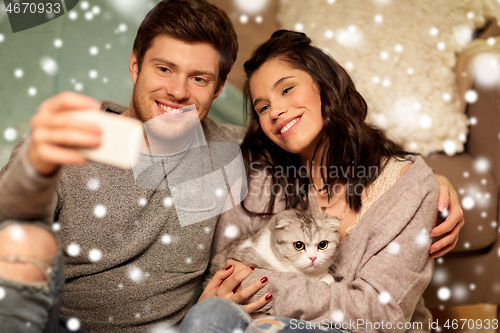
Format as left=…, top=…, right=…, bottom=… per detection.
left=133, top=0, right=238, bottom=88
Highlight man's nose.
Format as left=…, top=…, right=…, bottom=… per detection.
left=167, top=76, right=190, bottom=101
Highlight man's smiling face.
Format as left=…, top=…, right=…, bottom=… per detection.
left=126, top=34, right=224, bottom=141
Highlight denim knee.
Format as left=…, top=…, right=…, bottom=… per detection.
left=178, top=297, right=252, bottom=333
left=0, top=220, right=64, bottom=333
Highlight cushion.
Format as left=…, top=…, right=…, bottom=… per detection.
left=277, top=0, right=497, bottom=156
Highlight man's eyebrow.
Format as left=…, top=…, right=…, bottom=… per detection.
left=150, top=58, right=216, bottom=80
left=253, top=76, right=295, bottom=108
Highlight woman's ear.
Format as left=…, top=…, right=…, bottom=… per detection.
left=129, top=52, right=139, bottom=84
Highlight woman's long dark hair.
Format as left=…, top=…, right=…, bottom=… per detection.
left=241, top=30, right=409, bottom=216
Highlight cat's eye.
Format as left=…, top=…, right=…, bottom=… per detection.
left=293, top=241, right=305, bottom=251
left=318, top=241, right=328, bottom=250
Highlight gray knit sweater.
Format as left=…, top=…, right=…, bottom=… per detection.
left=0, top=101, right=245, bottom=333
left=213, top=155, right=438, bottom=333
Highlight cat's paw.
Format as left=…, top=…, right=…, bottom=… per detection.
left=319, top=274, right=335, bottom=284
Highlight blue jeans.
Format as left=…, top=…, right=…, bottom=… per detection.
left=0, top=220, right=88, bottom=333
left=178, top=298, right=348, bottom=333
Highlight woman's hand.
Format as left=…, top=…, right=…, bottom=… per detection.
left=198, top=259, right=272, bottom=313
left=429, top=173, right=465, bottom=258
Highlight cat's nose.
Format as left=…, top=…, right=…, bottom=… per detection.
left=309, top=257, right=317, bottom=264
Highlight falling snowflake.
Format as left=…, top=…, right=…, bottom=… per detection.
left=239, top=15, right=248, bottom=24
left=439, top=209, right=449, bottom=219
left=331, top=310, right=344, bottom=322
left=378, top=291, right=391, bottom=304
left=75, top=83, right=83, bottom=91
left=14, top=69, right=23, bottom=78
left=54, top=39, right=63, bottom=48
left=481, top=212, right=487, bottom=218
left=40, top=57, right=58, bottom=76
left=28, top=87, right=37, bottom=96
left=442, top=93, right=451, bottom=101
left=80, top=1, right=89, bottom=10
left=415, top=229, right=429, bottom=247
left=295, top=23, right=304, bottom=31
left=4, top=127, right=17, bottom=141
left=85, top=12, right=94, bottom=21
left=407, top=68, right=414, bottom=75
left=474, top=158, right=489, bottom=173
left=204, top=226, right=211, bottom=234
left=0, top=287, right=5, bottom=300
left=443, top=140, right=457, bottom=156
left=163, top=197, right=173, bottom=207
left=69, top=11, right=78, bottom=20
left=419, top=115, right=432, bottom=129
left=387, top=241, right=400, bottom=255
left=118, top=23, right=127, bottom=33
left=127, top=266, right=144, bottom=283
left=234, top=0, right=268, bottom=14
left=380, top=51, right=389, bottom=60
left=394, top=44, right=403, bottom=52
left=433, top=268, right=447, bottom=284
left=452, top=284, right=467, bottom=301
left=464, top=90, right=478, bottom=103
left=52, top=223, right=61, bottom=232
left=197, top=243, right=205, bottom=250
left=469, top=117, right=477, bottom=125
left=437, top=42, right=446, bottom=50
left=87, top=178, right=99, bottom=191
left=255, top=16, right=263, bottom=24
left=464, top=242, right=470, bottom=249
left=461, top=197, right=475, bottom=210
left=185, top=257, right=192, bottom=264
left=437, top=287, right=451, bottom=301
left=381, top=78, right=391, bottom=87
left=89, top=46, right=99, bottom=56
left=224, top=225, right=239, bottom=239
left=67, top=318, right=81, bottom=331
left=135, top=313, right=141, bottom=319
left=92, top=6, right=100, bottom=15
left=214, top=188, right=225, bottom=197
left=466, top=12, right=474, bottom=19
left=67, top=243, right=80, bottom=257
left=374, top=14, right=383, bottom=23
left=161, top=234, right=172, bottom=244
left=470, top=284, right=476, bottom=290
left=89, top=70, right=98, bottom=79
left=430, top=27, right=439, bottom=36
left=138, top=197, right=147, bottom=206
left=94, top=204, right=107, bottom=218
left=327, top=0, right=335, bottom=3
left=0, top=34, right=4, bottom=43
left=89, top=249, right=102, bottom=262
left=118, top=283, right=124, bottom=289
left=232, top=329, right=244, bottom=333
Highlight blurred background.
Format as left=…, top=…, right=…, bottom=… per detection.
left=2, top=0, right=500, bottom=331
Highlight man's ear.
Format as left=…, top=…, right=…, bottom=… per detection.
left=213, top=80, right=226, bottom=100
left=129, top=52, right=139, bottom=84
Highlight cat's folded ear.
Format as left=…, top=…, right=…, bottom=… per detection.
left=275, top=218, right=293, bottom=230
left=325, top=218, right=341, bottom=230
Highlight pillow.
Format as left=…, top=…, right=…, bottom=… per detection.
left=277, top=0, right=496, bottom=156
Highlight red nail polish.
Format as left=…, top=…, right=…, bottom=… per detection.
left=249, top=266, right=255, bottom=270
left=225, top=265, right=232, bottom=270
left=265, top=293, right=272, bottom=301
left=261, top=277, right=268, bottom=284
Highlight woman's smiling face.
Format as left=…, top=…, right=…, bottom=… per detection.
left=250, top=58, right=324, bottom=158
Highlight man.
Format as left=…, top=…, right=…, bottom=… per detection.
left=0, top=0, right=463, bottom=332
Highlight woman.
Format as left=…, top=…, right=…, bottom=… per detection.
left=179, top=30, right=449, bottom=333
